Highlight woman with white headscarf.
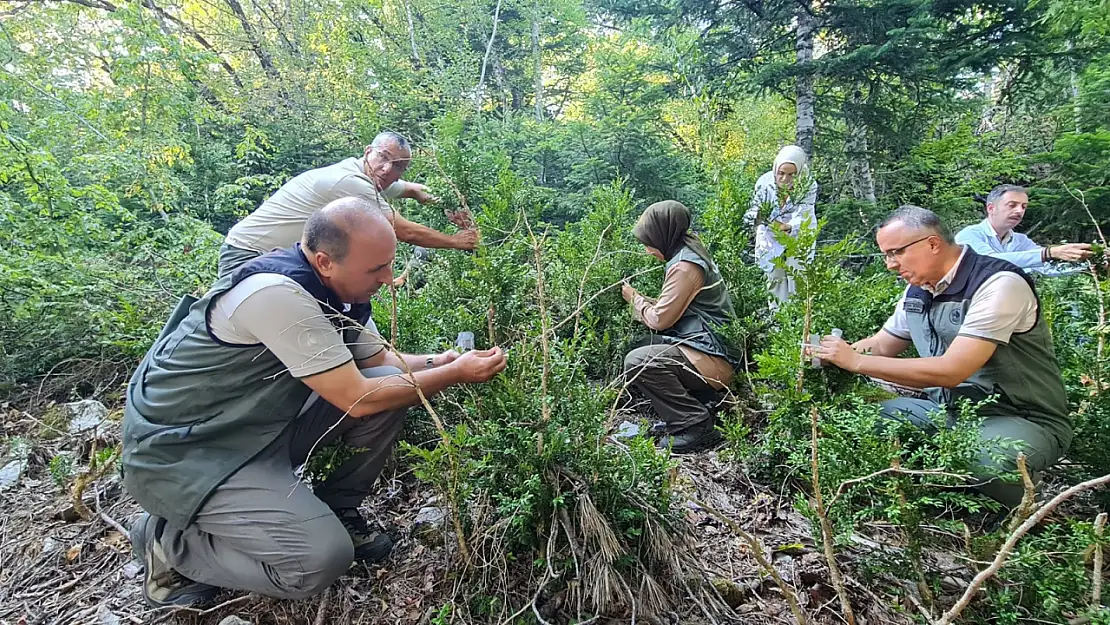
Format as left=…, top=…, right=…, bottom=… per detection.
left=743, top=145, right=818, bottom=304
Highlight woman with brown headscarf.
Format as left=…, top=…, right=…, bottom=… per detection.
left=620, top=201, right=738, bottom=452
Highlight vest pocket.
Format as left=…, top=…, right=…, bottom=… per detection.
left=134, top=413, right=221, bottom=443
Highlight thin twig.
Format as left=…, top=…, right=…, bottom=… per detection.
left=390, top=284, right=399, bottom=347
left=1093, top=512, right=1106, bottom=607
left=522, top=209, right=551, bottom=426
left=422, top=146, right=471, bottom=213
left=796, top=293, right=813, bottom=394
left=548, top=264, right=663, bottom=335
left=313, top=587, right=331, bottom=625
left=1006, top=453, right=1038, bottom=534
left=572, top=223, right=612, bottom=339
left=827, top=467, right=972, bottom=511
left=936, top=471, right=1110, bottom=625
left=810, top=406, right=856, bottom=625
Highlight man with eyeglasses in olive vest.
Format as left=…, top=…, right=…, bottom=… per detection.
left=812, top=205, right=1070, bottom=508
left=122, top=197, right=507, bottom=608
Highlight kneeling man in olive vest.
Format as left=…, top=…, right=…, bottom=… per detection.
left=812, top=205, right=1071, bottom=508
left=122, top=197, right=507, bottom=607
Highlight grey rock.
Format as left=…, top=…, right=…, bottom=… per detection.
left=412, top=506, right=447, bottom=545
left=0, top=439, right=31, bottom=491
left=612, top=420, right=641, bottom=440
left=42, top=537, right=61, bottom=554
left=217, top=616, right=252, bottom=625
left=64, top=399, right=109, bottom=435
left=96, top=604, right=121, bottom=625
left=122, top=561, right=143, bottom=579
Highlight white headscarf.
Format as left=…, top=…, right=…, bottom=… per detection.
left=772, top=145, right=808, bottom=182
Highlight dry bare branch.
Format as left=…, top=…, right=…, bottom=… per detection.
left=810, top=405, right=856, bottom=625
left=937, top=472, right=1110, bottom=625
left=1093, top=512, right=1107, bottom=607
left=1006, top=453, right=1038, bottom=534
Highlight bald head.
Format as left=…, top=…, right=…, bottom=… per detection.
left=875, top=205, right=961, bottom=287
left=878, top=205, right=953, bottom=244
left=303, top=197, right=396, bottom=303
left=303, top=197, right=392, bottom=262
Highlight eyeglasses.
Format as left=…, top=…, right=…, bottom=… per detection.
left=881, top=235, right=933, bottom=261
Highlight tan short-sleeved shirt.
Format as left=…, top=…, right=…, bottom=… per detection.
left=882, top=248, right=1037, bottom=345
left=631, top=261, right=735, bottom=389
left=208, top=273, right=386, bottom=378
left=225, top=158, right=401, bottom=254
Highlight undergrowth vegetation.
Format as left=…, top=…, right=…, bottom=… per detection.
left=3, top=0, right=1110, bottom=615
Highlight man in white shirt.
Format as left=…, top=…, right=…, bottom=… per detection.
left=219, top=131, right=480, bottom=278
left=814, top=206, right=1071, bottom=507
left=954, top=184, right=1092, bottom=275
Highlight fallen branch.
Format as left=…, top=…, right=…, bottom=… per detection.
left=99, top=511, right=128, bottom=537
left=827, top=467, right=972, bottom=511
left=936, top=472, right=1110, bottom=625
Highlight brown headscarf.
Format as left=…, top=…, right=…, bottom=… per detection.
left=632, top=200, right=714, bottom=264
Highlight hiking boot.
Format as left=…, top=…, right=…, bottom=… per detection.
left=129, top=513, right=219, bottom=608
left=333, top=508, right=394, bottom=564
left=657, top=420, right=720, bottom=454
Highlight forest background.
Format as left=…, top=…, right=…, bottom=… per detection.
left=1, top=0, right=1110, bottom=623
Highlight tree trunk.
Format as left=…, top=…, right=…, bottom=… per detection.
left=532, top=0, right=544, bottom=121
left=223, top=0, right=280, bottom=78
left=1067, top=40, right=1082, bottom=133
left=474, top=0, right=504, bottom=112
left=844, top=93, right=876, bottom=204
left=795, top=0, right=816, bottom=157
left=403, top=0, right=421, bottom=67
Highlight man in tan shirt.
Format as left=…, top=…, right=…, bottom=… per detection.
left=219, top=131, right=479, bottom=278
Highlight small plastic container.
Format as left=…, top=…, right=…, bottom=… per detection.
left=456, top=331, right=475, bottom=352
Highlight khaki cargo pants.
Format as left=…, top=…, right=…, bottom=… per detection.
left=880, top=397, right=1065, bottom=508
left=157, top=366, right=407, bottom=599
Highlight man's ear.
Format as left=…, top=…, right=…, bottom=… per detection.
left=314, top=251, right=336, bottom=277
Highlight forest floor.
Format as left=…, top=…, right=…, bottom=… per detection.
left=1, top=387, right=985, bottom=625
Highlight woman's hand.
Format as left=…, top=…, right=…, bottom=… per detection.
left=773, top=220, right=793, bottom=234
left=621, top=280, right=636, bottom=303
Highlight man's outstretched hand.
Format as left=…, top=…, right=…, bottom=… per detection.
left=452, top=229, right=481, bottom=251
left=452, top=347, right=507, bottom=383
left=1048, top=243, right=1093, bottom=262
left=408, top=183, right=441, bottom=205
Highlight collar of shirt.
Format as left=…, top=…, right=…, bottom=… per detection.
left=923, top=245, right=968, bottom=295
left=982, top=219, right=1013, bottom=245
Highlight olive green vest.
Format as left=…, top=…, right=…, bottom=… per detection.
left=122, top=246, right=368, bottom=529
left=902, top=250, right=1071, bottom=449
left=655, top=246, right=738, bottom=366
